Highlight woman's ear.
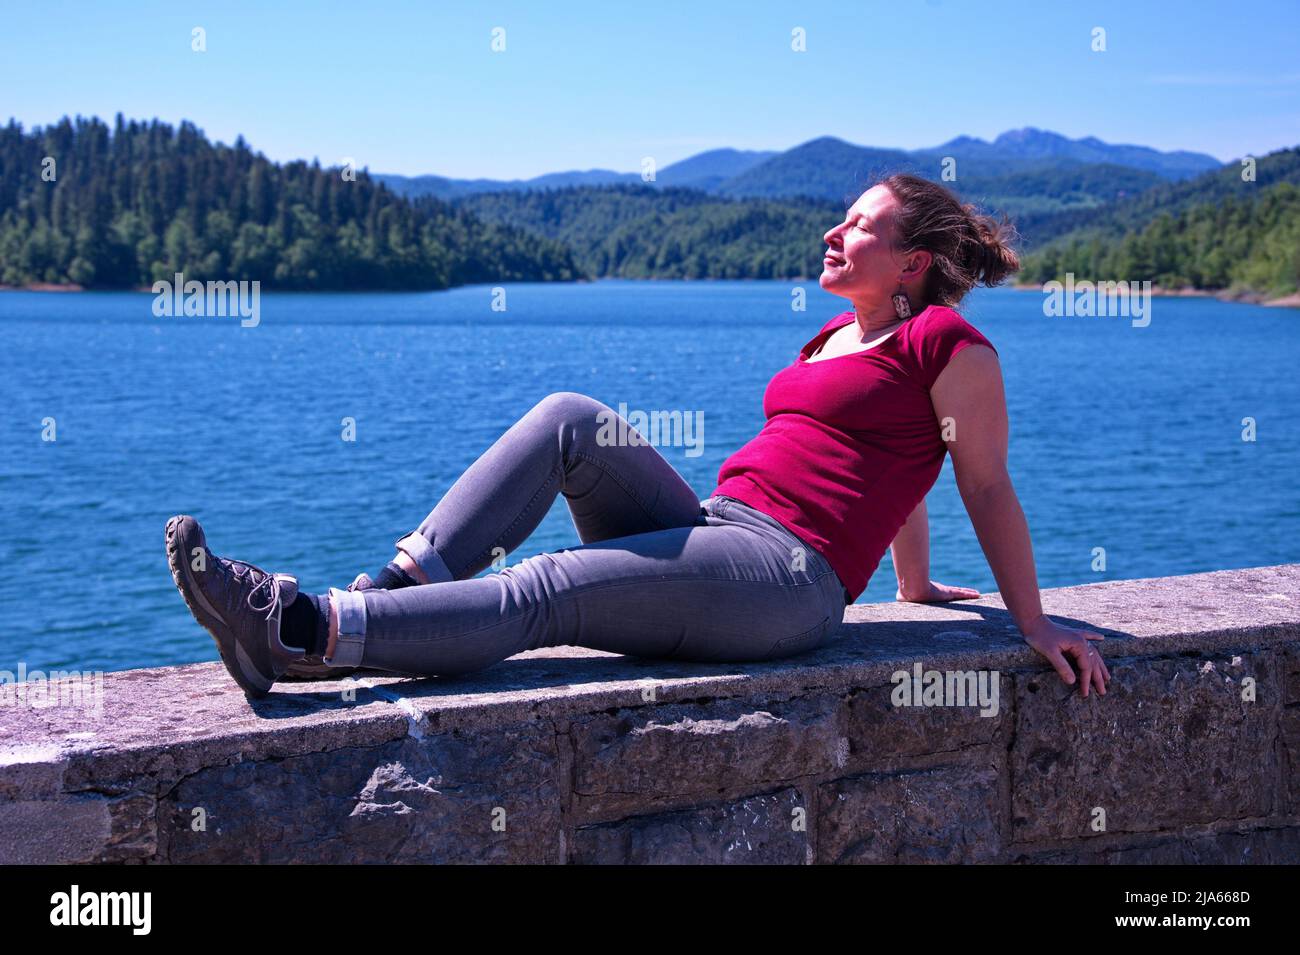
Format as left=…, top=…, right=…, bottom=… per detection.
left=902, top=249, right=932, bottom=280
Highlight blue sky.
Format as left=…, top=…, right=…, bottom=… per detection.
left=3, top=0, right=1297, bottom=178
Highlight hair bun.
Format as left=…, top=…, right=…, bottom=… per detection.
left=969, top=209, right=1020, bottom=287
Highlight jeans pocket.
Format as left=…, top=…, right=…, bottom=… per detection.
left=764, top=613, right=833, bottom=661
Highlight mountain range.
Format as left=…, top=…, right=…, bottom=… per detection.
left=376, top=128, right=1223, bottom=205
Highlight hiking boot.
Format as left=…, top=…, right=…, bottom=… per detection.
left=165, top=514, right=306, bottom=700
left=347, top=571, right=375, bottom=592
left=282, top=652, right=362, bottom=681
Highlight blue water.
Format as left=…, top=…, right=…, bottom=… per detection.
left=1, top=281, right=1297, bottom=673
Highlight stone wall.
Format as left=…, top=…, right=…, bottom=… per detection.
left=2, top=563, right=1298, bottom=864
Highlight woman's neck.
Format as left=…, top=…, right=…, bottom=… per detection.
left=852, top=298, right=907, bottom=335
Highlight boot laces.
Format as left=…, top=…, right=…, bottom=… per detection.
left=213, top=556, right=281, bottom=619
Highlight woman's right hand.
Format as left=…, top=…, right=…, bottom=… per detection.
left=1020, top=615, right=1110, bottom=698
left=895, top=579, right=981, bottom=603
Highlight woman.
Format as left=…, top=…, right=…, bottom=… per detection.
left=166, top=173, right=1109, bottom=701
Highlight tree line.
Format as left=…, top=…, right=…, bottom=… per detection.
left=459, top=185, right=842, bottom=279
left=1021, top=180, right=1300, bottom=295
left=0, top=115, right=580, bottom=289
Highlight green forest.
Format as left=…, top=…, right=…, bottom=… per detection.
left=0, top=115, right=580, bottom=289
left=1020, top=148, right=1300, bottom=295
left=458, top=185, right=841, bottom=279
left=1019, top=182, right=1300, bottom=295
left=2, top=115, right=1297, bottom=297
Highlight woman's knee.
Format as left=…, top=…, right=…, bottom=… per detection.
left=527, top=391, right=607, bottom=428
left=524, top=392, right=617, bottom=456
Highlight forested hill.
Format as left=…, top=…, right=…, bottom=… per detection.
left=458, top=185, right=841, bottom=279
left=1022, top=147, right=1300, bottom=246
left=0, top=115, right=580, bottom=289
left=1020, top=148, right=1300, bottom=296
left=1020, top=181, right=1300, bottom=296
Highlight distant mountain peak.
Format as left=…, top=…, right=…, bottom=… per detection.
left=936, top=134, right=988, bottom=149
left=794, top=135, right=856, bottom=149
left=994, top=127, right=1068, bottom=146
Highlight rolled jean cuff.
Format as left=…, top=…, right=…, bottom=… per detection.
left=325, top=587, right=368, bottom=668
left=395, top=531, right=453, bottom=584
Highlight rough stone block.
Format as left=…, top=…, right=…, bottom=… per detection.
left=0, top=795, right=112, bottom=864
left=817, top=764, right=1001, bottom=863
left=1014, top=826, right=1300, bottom=864
left=573, top=787, right=807, bottom=864
left=1011, top=653, right=1278, bottom=842
left=569, top=695, right=841, bottom=822
left=161, top=722, right=560, bottom=863
left=1282, top=644, right=1300, bottom=705
left=1281, top=704, right=1300, bottom=815
left=842, top=672, right=1008, bottom=772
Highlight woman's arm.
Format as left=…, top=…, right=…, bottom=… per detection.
left=930, top=344, right=1110, bottom=697
left=890, top=497, right=981, bottom=603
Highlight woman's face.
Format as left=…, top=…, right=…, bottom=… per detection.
left=819, top=185, right=910, bottom=302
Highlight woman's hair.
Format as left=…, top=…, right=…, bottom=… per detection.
left=877, top=172, right=1020, bottom=307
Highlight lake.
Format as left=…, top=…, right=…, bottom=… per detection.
left=1, top=281, right=1297, bottom=673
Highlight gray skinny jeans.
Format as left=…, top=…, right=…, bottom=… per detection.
left=324, top=391, right=848, bottom=675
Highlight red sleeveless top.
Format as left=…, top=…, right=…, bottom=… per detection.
left=711, top=304, right=997, bottom=601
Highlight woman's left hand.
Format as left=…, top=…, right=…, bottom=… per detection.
left=896, top=580, right=981, bottom=603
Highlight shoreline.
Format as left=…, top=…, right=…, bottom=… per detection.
left=0, top=278, right=600, bottom=295
left=1009, top=281, right=1300, bottom=308
left=3, top=279, right=1298, bottom=308
left=0, top=282, right=87, bottom=292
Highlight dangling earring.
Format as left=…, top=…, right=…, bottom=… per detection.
left=891, top=284, right=913, bottom=320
